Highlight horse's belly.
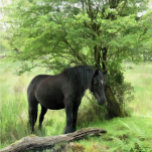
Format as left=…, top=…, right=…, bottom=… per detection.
left=36, top=92, right=65, bottom=110
left=41, top=101, right=64, bottom=110
left=35, top=78, right=66, bottom=110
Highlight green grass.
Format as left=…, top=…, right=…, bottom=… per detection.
left=77, top=116, right=152, bottom=152
left=124, top=63, right=152, bottom=116
left=0, top=61, right=152, bottom=151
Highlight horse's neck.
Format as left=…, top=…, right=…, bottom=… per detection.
left=81, top=69, right=94, bottom=91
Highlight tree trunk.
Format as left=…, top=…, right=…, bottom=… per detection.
left=105, top=85, right=127, bottom=117
left=0, top=128, right=107, bottom=152
left=102, top=47, right=127, bottom=118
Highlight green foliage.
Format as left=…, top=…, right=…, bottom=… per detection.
left=2, top=0, right=151, bottom=68
left=1, top=0, right=152, bottom=117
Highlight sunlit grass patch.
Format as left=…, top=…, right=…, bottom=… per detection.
left=124, top=63, right=152, bottom=116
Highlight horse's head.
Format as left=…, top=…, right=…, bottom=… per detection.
left=90, top=70, right=107, bottom=106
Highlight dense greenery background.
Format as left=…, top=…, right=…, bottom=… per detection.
left=0, top=0, right=152, bottom=151
left=1, top=0, right=152, bottom=117
left=2, top=0, right=152, bottom=67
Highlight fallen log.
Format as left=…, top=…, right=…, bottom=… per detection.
left=0, top=128, right=106, bottom=152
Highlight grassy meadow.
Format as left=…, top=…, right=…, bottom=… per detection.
left=0, top=60, right=152, bottom=152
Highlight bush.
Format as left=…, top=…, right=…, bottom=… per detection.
left=77, top=91, right=107, bottom=127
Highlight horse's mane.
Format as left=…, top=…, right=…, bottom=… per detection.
left=62, top=65, right=95, bottom=90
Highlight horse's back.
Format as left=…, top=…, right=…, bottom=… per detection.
left=27, top=75, right=50, bottom=97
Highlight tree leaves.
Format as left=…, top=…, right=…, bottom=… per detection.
left=2, top=0, right=152, bottom=69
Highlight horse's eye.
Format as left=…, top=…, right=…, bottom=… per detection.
left=100, top=80, right=104, bottom=85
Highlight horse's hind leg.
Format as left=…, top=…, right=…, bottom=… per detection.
left=39, top=105, right=47, bottom=130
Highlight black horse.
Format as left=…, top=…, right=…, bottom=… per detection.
left=27, top=65, right=107, bottom=134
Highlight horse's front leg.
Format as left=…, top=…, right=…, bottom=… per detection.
left=65, top=102, right=75, bottom=134
left=72, top=101, right=80, bottom=131
left=64, top=99, right=80, bottom=134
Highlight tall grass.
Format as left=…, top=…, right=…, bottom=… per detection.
left=0, top=61, right=152, bottom=151
left=0, top=61, right=66, bottom=147
left=124, top=63, right=152, bottom=116
left=0, top=61, right=29, bottom=146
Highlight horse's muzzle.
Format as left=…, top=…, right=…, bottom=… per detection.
left=98, top=96, right=107, bottom=106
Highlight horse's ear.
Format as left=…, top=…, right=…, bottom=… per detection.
left=94, top=69, right=99, bottom=76
left=103, top=70, right=107, bottom=76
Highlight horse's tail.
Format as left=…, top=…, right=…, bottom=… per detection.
left=27, top=77, right=39, bottom=132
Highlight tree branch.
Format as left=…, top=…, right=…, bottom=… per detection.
left=63, top=39, right=87, bottom=65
